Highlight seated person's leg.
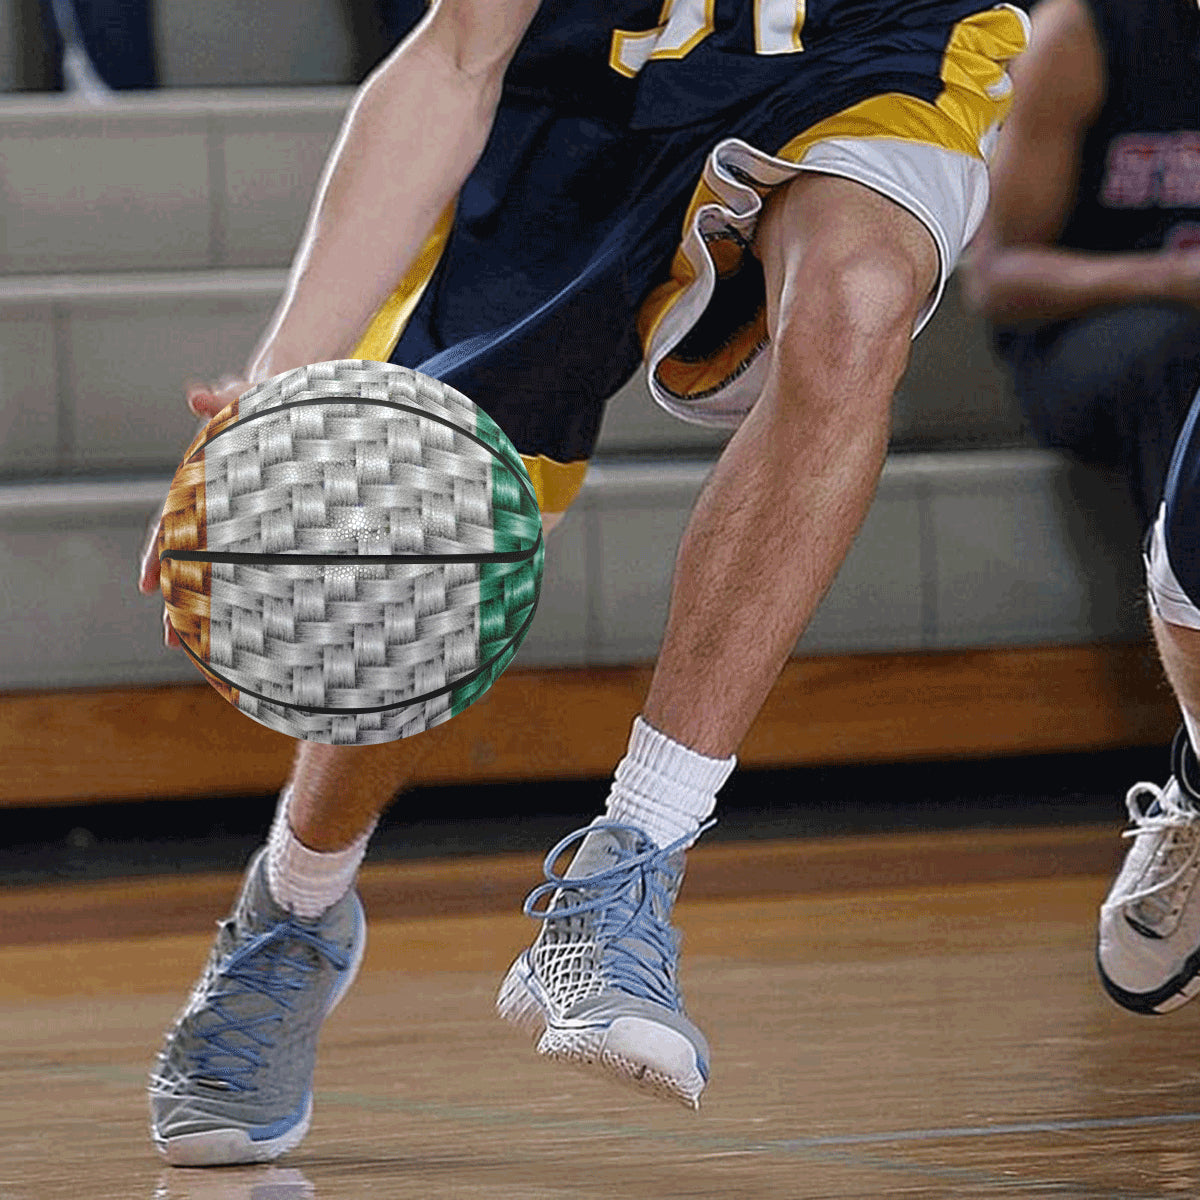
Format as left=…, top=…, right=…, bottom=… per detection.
left=1001, top=304, right=1200, bottom=527
left=48, top=0, right=157, bottom=90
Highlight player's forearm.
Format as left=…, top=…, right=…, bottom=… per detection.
left=965, top=243, right=1185, bottom=325
left=246, top=38, right=505, bottom=382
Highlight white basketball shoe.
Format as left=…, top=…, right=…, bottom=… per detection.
left=497, top=820, right=711, bottom=1108
left=1098, top=727, right=1200, bottom=1013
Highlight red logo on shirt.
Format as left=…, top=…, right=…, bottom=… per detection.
left=1101, top=133, right=1200, bottom=208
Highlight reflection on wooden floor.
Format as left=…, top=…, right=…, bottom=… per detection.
left=5, top=825, right=1200, bottom=1199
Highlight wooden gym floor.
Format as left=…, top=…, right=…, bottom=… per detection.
left=6, top=820, right=1200, bottom=1199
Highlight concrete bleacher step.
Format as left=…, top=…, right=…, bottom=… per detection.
left=0, top=450, right=1145, bottom=692
left=0, top=270, right=285, bottom=477
left=0, top=90, right=348, bottom=276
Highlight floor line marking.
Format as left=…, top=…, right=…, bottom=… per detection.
left=758, top=1110, right=1200, bottom=1148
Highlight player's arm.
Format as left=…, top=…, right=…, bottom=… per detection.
left=964, top=0, right=1200, bottom=323
left=247, top=0, right=544, bottom=383
left=138, top=0, right=542, bottom=612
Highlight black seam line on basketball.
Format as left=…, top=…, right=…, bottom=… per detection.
left=158, top=534, right=542, bottom=568
left=174, top=594, right=538, bottom=717
left=191, top=393, right=540, bottom=512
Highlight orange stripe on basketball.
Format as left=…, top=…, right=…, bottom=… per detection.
left=164, top=393, right=244, bottom=663
left=158, top=458, right=211, bottom=660
left=181, top=395, right=242, bottom=466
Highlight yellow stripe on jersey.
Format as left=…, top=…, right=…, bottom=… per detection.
left=775, top=5, right=1027, bottom=163
left=352, top=202, right=456, bottom=362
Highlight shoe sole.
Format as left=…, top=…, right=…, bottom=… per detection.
left=1097, top=939, right=1200, bottom=1015
left=156, top=1093, right=314, bottom=1167
left=153, top=896, right=368, bottom=1167
left=496, top=954, right=706, bottom=1110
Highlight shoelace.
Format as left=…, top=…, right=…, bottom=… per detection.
left=1102, top=780, right=1200, bottom=915
left=185, top=918, right=350, bottom=1093
left=523, top=819, right=715, bottom=1010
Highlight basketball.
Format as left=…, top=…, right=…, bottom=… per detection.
left=156, top=360, right=544, bottom=744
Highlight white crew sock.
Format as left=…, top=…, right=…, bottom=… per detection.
left=603, top=716, right=737, bottom=849
left=265, top=788, right=375, bottom=920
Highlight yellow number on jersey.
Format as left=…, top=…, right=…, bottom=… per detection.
left=610, top=0, right=805, bottom=78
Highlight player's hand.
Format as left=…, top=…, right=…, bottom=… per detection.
left=138, top=379, right=248, bottom=647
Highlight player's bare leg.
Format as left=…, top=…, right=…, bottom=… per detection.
left=1149, top=614, right=1200, bottom=744
left=499, top=173, right=938, bottom=1106
left=643, top=173, right=937, bottom=755
left=282, top=716, right=445, bottom=851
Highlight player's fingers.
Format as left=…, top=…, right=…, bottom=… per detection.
left=162, top=607, right=181, bottom=649
left=187, top=378, right=246, bottom=418
left=186, top=388, right=226, bottom=419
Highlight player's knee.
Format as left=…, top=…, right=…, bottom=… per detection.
left=782, top=241, right=921, bottom=355
left=823, top=242, right=926, bottom=340
left=774, top=241, right=927, bottom=380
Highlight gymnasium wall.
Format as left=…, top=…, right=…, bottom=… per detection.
left=0, top=13, right=1170, bottom=800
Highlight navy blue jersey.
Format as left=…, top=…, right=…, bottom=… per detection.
left=394, top=0, right=1022, bottom=127
left=616, top=0, right=1025, bottom=129
left=1059, top=0, right=1200, bottom=255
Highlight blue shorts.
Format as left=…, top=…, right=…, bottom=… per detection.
left=355, top=2, right=1029, bottom=512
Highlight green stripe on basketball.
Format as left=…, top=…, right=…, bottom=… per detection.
left=449, top=408, right=544, bottom=718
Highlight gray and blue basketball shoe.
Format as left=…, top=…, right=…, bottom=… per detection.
left=1099, top=727, right=1200, bottom=1014
left=497, top=820, right=711, bottom=1108
left=148, top=850, right=365, bottom=1166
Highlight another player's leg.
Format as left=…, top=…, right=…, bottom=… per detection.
left=498, top=173, right=938, bottom=1107
left=1099, top=393, right=1200, bottom=1013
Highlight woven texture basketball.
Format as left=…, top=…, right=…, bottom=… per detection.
left=158, top=360, right=544, bottom=744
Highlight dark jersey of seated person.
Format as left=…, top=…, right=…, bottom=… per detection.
left=991, top=0, right=1200, bottom=524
